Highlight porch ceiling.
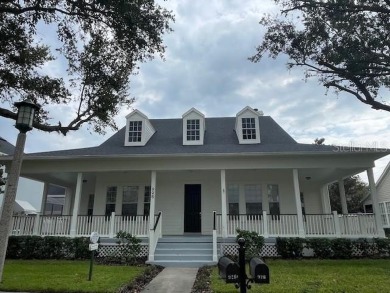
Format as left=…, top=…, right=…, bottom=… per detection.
left=22, top=167, right=366, bottom=188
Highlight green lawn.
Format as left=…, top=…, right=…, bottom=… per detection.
left=211, top=259, right=390, bottom=292
left=0, top=260, right=146, bottom=293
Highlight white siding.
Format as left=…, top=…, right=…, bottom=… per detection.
left=377, top=171, right=390, bottom=203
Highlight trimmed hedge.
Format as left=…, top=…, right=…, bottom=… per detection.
left=274, top=237, right=390, bottom=259
left=6, top=236, right=90, bottom=260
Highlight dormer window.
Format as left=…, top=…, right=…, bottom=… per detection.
left=187, top=119, right=200, bottom=141
left=182, top=108, right=205, bottom=145
left=124, top=110, right=155, bottom=146
left=128, top=121, right=142, bottom=142
left=235, top=106, right=262, bottom=144
left=242, top=118, right=256, bottom=140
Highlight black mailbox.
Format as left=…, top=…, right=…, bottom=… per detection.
left=218, top=256, right=240, bottom=283
left=249, top=257, right=270, bottom=284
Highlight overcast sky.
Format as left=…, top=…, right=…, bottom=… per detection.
left=1, top=0, right=390, bottom=207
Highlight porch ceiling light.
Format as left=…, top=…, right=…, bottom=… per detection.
left=14, top=99, right=41, bottom=133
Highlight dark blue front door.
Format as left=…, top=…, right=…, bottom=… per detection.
left=184, top=184, right=201, bottom=233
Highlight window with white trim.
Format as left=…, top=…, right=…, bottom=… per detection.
left=228, top=184, right=239, bottom=216
left=144, top=186, right=151, bottom=216
left=87, top=194, right=94, bottom=216
left=245, top=184, right=262, bottom=214
left=105, top=186, right=117, bottom=216
left=128, top=121, right=142, bottom=142
left=186, top=119, right=200, bottom=141
left=268, top=184, right=280, bottom=219
left=242, top=118, right=256, bottom=140
left=122, top=186, right=138, bottom=216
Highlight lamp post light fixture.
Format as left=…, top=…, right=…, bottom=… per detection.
left=0, top=99, right=40, bottom=282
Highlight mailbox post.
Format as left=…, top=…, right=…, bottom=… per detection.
left=218, top=237, right=270, bottom=292
left=237, top=238, right=248, bottom=293
left=88, top=232, right=99, bottom=281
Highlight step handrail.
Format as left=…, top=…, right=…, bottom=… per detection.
left=153, top=211, right=162, bottom=231
left=148, top=211, right=162, bottom=262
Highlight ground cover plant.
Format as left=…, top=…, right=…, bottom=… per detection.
left=210, top=259, right=390, bottom=292
left=0, top=260, right=151, bottom=293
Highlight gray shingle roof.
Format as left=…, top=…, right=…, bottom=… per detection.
left=21, top=116, right=365, bottom=157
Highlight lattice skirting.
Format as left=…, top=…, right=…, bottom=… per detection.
left=221, top=243, right=279, bottom=257
left=97, top=244, right=149, bottom=258
left=220, top=243, right=379, bottom=258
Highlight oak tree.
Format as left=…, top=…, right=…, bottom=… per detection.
left=251, top=0, right=390, bottom=111
left=0, top=0, right=174, bottom=135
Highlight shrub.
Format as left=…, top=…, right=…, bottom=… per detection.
left=354, top=238, right=372, bottom=257
left=116, top=231, right=141, bottom=264
left=6, top=236, right=89, bottom=260
left=373, top=238, right=390, bottom=256
left=236, top=229, right=264, bottom=261
left=307, top=238, right=332, bottom=258
left=276, top=237, right=305, bottom=258
left=331, top=238, right=353, bottom=259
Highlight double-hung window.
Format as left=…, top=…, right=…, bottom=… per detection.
left=242, top=118, right=256, bottom=140
left=186, top=119, right=200, bottom=141
left=268, top=184, right=280, bottom=220
left=227, top=184, right=239, bottom=218
left=245, top=184, right=262, bottom=215
left=144, top=186, right=151, bottom=217
left=105, top=186, right=117, bottom=217
left=128, top=121, right=142, bottom=142
left=122, top=186, right=139, bottom=216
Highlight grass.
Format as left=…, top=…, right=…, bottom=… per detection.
left=211, top=259, right=390, bottom=292
left=0, top=260, right=146, bottom=293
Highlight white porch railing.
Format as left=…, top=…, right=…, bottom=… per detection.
left=10, top=213, right=149, bottom=237
left=77, top=214, right=149, bottom=237
left=10, top=215, right=37, bottom=236
left=216, top=212, right=380, bottom=238
left=40, top=215, right=72, bottom=236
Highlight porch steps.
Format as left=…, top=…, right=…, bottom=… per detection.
left=147, top=236, right=217, bottom=268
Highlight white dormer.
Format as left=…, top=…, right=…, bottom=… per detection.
left=124, top=110, right=155, bottom=146
left=182, top=108, right=205, bottom=145
left=235, top=106, right=262, bottom=144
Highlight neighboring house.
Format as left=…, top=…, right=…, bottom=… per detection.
left=0, top=137, right=44, bottom=212
left=372, top=162, right=390, bottom=229
left=13, top=200, right=38, bottom=215
left=1, top=106, right=389, bottom=266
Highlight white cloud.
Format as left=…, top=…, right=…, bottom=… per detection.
left=1, top=0, right=389, bottom=182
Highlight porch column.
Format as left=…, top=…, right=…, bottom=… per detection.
left=367, top=168, right=385, bottom=237
left=40, top=183, right=49, bottom=214
left=220, top=169, right=228, bottom=238
left=149, top=171, right=157, bottom=230
left=338, top=179, right=348, bottom=214
left=64, top=187, right=73, bottom=215
left=320, top=185, right=331, bottom=214
left=70, top=173, right=83, bottom=237
left=292, top=169, right=305, bottom=237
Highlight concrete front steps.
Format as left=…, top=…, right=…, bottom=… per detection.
left=147, top=235, right=217, bottom=268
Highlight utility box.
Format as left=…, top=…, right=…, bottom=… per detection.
left=249, top=257, right=270, bottom=284
left=218, top=256, right=240, bottom=283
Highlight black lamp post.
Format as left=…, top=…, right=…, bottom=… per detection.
left=0, top=99, right=40, bottom=282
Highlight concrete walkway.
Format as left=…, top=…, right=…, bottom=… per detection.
left=141, top=267, right=198, bottom=293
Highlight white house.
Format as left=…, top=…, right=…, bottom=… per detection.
left=372, top=162, right=390, bottom=230
left=1, top=106, right=388, bottom=266
left=0, top=136, right=44, bottom=212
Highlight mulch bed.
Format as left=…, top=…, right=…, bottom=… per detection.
left=192, top=266, right=213, bottom=293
